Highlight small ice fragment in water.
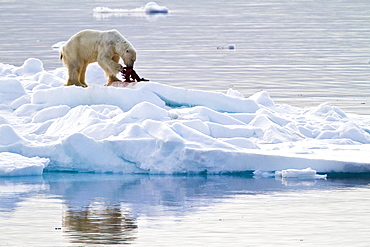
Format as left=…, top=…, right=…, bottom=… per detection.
left=275, top=167, right=327, bottom=179
left=144, top=2, right=169, bottom=14
left=253, top=170, right=275, bottom=178
left=217, top=44, right=235, bottom=49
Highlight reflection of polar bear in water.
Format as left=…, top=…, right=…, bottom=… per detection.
left=60, top=29, right=136, bottom=87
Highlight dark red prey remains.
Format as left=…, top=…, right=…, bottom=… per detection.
left=121, top=66, right=149, bottom=82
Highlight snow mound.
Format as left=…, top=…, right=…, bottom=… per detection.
left=1, top=58, right=370, bottom=176
left=0, top=78, right=26, bottom=104
left=15, top=58, right=44, bottom=76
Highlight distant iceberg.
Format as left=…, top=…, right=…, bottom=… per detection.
left=93, top=2, right=169, bottom=20
left=144, top=2, right=169, bottom=14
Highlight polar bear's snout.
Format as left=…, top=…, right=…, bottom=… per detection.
left=122, top=48, right=136, bottom=68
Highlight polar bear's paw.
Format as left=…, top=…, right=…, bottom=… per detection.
left=64, top=81, right=88, bottom=88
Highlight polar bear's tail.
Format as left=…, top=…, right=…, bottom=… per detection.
left=59, top=45, right=64, bottom=61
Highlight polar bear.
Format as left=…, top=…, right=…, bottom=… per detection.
left=60, top=29, right=136, bottom=87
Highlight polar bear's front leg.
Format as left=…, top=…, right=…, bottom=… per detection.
left=97, top=54, right=123, bottom=83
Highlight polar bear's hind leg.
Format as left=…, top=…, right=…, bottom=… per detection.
left=64, top=62, right=87, bottom=87
left=78, top=62, right=89, bottom=87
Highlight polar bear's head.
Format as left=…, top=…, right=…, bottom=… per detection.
left=122, top=47, right=136, bottom=68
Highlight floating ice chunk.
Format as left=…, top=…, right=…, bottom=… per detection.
left=93, top=2, right=169, bottom=16
left=2, top=59, right=370, bottom=175
left=93, top=7, right=108, bottom=13
left=275, top=167, right=327, bottom=179
left=144, top=2, right=169, bottom=14
left=0, top=152, right=48, bottom=176
left=93, top=7, right=129, bottom=13
left=51, top=41, right=66, bottom=50
left=217, top=44, right=235, bottom=49
left=93, top=7, right=143, bottom=20
left=253, top=170, right=275, bottom=178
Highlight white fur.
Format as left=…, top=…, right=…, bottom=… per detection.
left=60, top=29, right=136, bottom=87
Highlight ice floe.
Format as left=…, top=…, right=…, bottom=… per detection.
left=93, top=2, right=169, bottom=21
left=1, top=58, right=370, bottom=176
left=0, top=152, right=48, bottom=176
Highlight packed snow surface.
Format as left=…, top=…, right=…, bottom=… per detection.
left=1, top=58, right=370, bottom=176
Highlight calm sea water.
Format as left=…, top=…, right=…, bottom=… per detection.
left=1, top=1, right=370, bottom=245
left=1, top=173, right=370, bottom=246
left=0, top=0, right=369, bottom=114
